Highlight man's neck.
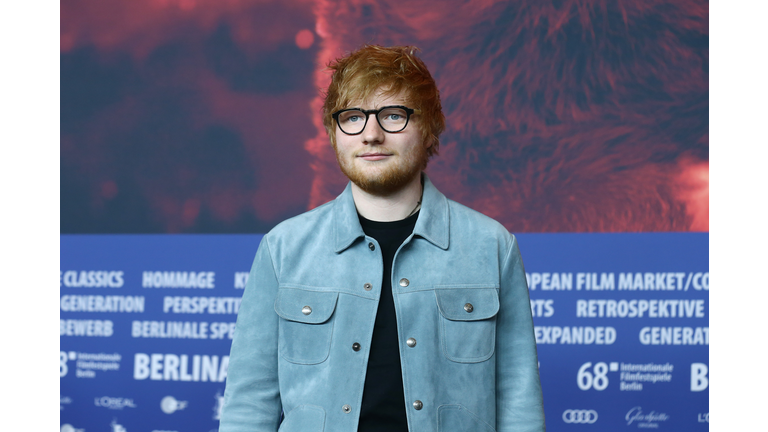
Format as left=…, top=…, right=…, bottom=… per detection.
left=351, top=173, right=423, bottom=222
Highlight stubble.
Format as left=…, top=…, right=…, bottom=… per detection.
left=333, top=143, right=428, bottom=196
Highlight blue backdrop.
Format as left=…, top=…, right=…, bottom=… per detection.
left=60, top=232, right=708, bottom=431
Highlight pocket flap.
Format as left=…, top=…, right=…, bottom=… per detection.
left=435, top=288, right=499, bottom=321
left=274, top=288, right=339, bottom=324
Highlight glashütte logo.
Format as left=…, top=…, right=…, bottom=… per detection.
left=161, top=396, right=188, bottom=414
left=625, top=406, right=670, bottom=427
left=60, top=424, right=84, bottom=432
left=95, top=396, right=137, bottom=410
left=562, top=409, right=598, bottom=424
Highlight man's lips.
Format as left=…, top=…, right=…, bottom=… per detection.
left=357, top=153, right=393, bottom=161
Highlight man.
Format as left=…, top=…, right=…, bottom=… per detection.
left=219, top=45, right=545, bottom=432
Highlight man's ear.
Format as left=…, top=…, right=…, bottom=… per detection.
left=422, top=133, right=432, bottom=149
left=326, top=126, right=337, bottom=149
left=424, top=135, right=435, bottom=150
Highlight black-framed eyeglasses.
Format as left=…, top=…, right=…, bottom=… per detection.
left=331, top=105, right=421, bottom=135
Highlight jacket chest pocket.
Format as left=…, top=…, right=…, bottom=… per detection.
left=275, top=287, right=339, bottom=365
left=435, top=288, right=499, bottom=363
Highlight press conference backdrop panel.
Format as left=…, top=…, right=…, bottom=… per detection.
left=60, top=233, right=708, bottom=431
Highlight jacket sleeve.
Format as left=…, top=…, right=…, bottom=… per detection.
left=219, top=236, right=282, bottom=432
left=496, top=234, right=546, bottom=432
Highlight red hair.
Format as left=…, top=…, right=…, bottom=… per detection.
left=323, top=45, right=445, bottom=159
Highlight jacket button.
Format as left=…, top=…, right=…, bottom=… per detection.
left=399, top=278, right=409, bottom=287
left=342, top=404, right=352, bottom=413
left=464, top=303, right=474, bottom=313
left=302, top=306, right=312, bottom=315
left=413, top=400, right=423, bottom=410
left=364, top=283, right=372, bottom=291
left=368, top=242, right=375, bottom=251
left=406, top=338, right=417, bottom=347
left=352, top=342, right=361, bottom=351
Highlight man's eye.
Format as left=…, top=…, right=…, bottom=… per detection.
left=385, top=114, right=402, bottom=121
left=340, top=112, right=364, bottom=123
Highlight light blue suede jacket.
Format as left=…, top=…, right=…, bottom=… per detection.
left=219, top=175, right=545, bottom=432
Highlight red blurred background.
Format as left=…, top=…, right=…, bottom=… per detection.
left=60, top=0, right=708, bottom=233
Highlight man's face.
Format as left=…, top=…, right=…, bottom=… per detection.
left=332, top=88, right=430, bottom=196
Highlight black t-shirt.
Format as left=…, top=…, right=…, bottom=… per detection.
left=357, top=210, right=419, bottom=432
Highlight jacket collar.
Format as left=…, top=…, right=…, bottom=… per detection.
left=332, top=173, right=450, bottom=253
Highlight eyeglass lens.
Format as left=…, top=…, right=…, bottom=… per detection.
left=337, top=107, right=409, bottom=134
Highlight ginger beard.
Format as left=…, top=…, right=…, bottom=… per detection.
left=332, top=134, right=429, bottom=197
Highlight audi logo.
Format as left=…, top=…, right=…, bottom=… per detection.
left=562, top=409, right=598, bottom=424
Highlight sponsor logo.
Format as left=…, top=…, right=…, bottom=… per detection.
left=110, top=419, right=127, bottom=432
left=625, top=406, right=670, bottom=427
left=60, top=424, right=84, bottom=432
left=213, top=391, right=225, bottom=420
left=95, top=396, right=137, bottom=410
left=161, top=396, right=188, bottom=414
left=698, top=413, right=709, bottom=423
left=562, top=409, right=598, bottom=424
left=60, top=396, right=73, bottom=411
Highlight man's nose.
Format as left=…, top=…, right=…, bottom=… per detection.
left=361, top=113, right=384, bottom=144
